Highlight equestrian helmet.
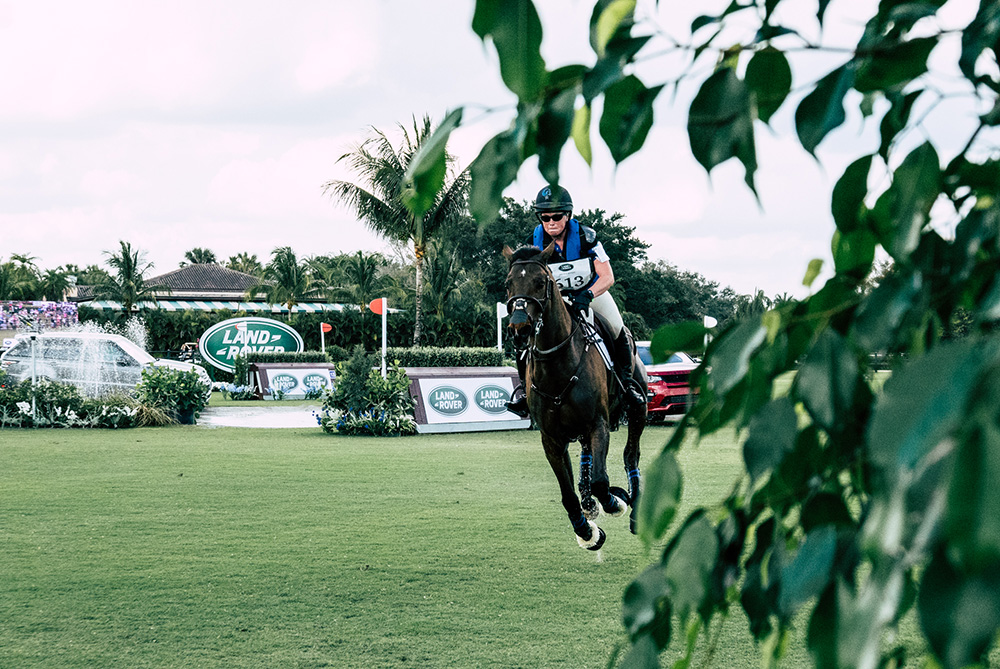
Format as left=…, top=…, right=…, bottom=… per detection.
left=534, top=185, right=573, bottom=213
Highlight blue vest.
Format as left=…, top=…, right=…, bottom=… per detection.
left=533, top=218, right=583, bottom=261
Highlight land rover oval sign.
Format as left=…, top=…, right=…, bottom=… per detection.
left=198, top=317, right=304, bottom=373
left=428, top=386, right=468, bottom=416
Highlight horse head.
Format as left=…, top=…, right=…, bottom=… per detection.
left=503, top=243, right=559, bottom=346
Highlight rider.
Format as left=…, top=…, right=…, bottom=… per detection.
left=506, top=184, right=647, bottom=417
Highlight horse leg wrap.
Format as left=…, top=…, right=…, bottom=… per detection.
left=628, top=469, right=641, bottom=506
left=593, top=481, right=627, bottom=518
left=579, top=454, right=597, bottom=519
left=574, top=519, right=606, bottom=551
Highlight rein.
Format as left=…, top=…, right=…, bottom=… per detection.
left=506, top=256, right=590, bottom=407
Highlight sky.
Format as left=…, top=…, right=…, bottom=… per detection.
left=0, top=0, right=984, bottom=298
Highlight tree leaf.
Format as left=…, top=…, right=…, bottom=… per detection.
left=879, top=90, right=921, bottom=161
left=688, top=67, right=758, bottom=192
left=959, top=0, right=1000, bottom=81
left=600, top=75, right=664, bottom=164
left=867, top=339, right=987, bottom=476
left=919, top=548, right=1000, bottom=669
left=855, top=37, right=938, bottom=93
left=779, top=526, right=837, bottom=617
left=946, top=413, right=1000, bottom=569
left=817, top=0, right=833, bottom=26
left=536, top=87, right=578, bottom=185
left=708, top=320, right=767, bottom=397
left=623, top=564, right=670, bottom=638
left=888, top=142, right=941, bottom=259
left=745, top=47, right=792, bottom=124
left=401, top=109, right=463, bottom=221
left=472, top=0, right=546, bottom=100
left=468, top=108, right=534, bottom=224
left=831, top=155, right=873, bottom=234
left=801, top=493, right=855, bottom=533
left=795, top=64, right=855, bottom=156
left=743, top=397, right=797, bottom=482
left=572, top=104, right=593, bottom=165
left=583, top=34, right=650, bottom=103
left=618, top=632, right=663, bottom=668
left=663, top=512, right=719, bottom=623
left=807, top=585, right=838, bottom=669
left=802, top=258, right=823, bottom=287
left=832, top=228, right=877, bottom=277
left=590, top=0, right=636, bottom=58
left=852, top=270, right=925, bottom=352
left=650, top=320, right=709, bottom=360
left=794, top=329, right=859, bottom=433
left=638, top=449, right=683, bottom=545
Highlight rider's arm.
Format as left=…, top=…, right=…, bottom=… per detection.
left=588, top=241, right=615, bottom=297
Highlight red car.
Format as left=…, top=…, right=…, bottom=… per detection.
left=636, top=341, right=699, bottom=422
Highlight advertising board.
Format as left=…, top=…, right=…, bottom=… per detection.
left=407, top=367, right=530, bottom=433
left=251, top=363, right=337, bottom=400
left=198, top=317, right=304, bottom=373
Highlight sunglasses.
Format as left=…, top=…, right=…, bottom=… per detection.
left=538, top=212, right=567, bottom=223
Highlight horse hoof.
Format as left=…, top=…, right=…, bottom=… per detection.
left=609, top=486, right=631, bottom=506
left=582, top=497, right=600, bottom=520
left=602, top=495, right=628, bottom=518
left=629, top=515, right=638, bottom=535
left=576, top=521, right=607, bottom=551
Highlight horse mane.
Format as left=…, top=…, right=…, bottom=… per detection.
left=509, top=245, right=543, bottom=263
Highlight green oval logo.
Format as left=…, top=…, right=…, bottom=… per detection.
left=303, top=373, right=328, bottom=390
left=475, top=385, right=511, bottom=414
left=197, top=317, right=304, bottom=373
left=271, top=374, right=298, bottom=391
left=428, top=386, right=468, bottom=416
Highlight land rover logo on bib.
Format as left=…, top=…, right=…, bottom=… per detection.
left=558, top=263, right=574, bottom=271
left=197, top=317, right=304, bottom=373
left=428, top=386, right=468, bottom=416
left=475, top=385, right=510, bottom=414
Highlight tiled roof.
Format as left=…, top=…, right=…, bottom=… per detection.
left=147, top=264, right=262, bottom=291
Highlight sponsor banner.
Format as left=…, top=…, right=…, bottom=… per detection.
left=198, top=317, right=304, bottom=373
left=257, top=366, right=335, bottom=400
left=419, top=376, right=518, bottom=424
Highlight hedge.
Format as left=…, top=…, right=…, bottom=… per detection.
left=386, top=347, right=506, bottom=367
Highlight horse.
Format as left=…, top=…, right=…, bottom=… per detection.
left=503, top=243, right=646, bottom=551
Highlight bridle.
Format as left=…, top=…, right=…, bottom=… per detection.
left=505, top=257, right=579, bottom=358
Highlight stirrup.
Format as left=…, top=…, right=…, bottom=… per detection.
left=506, top=385, right=530, bottom=418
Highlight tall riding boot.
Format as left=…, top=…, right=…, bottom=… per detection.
left=506, top=352, right=530, bottom=418
left=613, top=329, right=647, bottom=409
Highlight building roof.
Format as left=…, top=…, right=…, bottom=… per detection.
left=148, top=263, right=261, bottom=292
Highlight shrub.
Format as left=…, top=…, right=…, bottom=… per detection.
left=246, top=351, right=330, bottom=364
left=233, top=353, right=249, bottom=386
left=79, top=394, right=141, bottom=429
left=319, top=348, right=416, bottom=436
left=136, top=367, right=209, bottom=422
left=0, top=379, right=144, bottom=429
left=386, top=346, right=505, bottom=367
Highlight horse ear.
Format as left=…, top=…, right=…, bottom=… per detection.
left=502, top=245, right=515, bottom=261
left=541, top=242, right=556, bottom=261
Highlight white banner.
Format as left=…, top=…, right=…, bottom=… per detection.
left=256, top=365, right=336, bottom=400
left=418, top=375, right=519, bottom=424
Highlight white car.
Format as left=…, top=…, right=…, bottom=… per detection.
left=0, top=331, right=213, bottom=399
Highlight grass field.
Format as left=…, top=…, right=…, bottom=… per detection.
left=0, top=408, right=930, bottom=668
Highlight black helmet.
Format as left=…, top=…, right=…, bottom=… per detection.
left=534, top=185, right=573, bottom=213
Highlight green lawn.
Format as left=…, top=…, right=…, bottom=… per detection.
left=0, top=415, right=930, bottom=668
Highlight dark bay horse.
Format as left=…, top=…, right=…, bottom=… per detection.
left=504, top=244, right=646, bottom=550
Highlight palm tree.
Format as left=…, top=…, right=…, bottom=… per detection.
left=423, top=238, right=472, bottom=317
left=245, top=246, right=323, bottom=313
left=39, top=269, right=70, bottom=302
left=324, top=114, right=469, bottom=345
left=179, top=247, right=217, bottom=267
left=0, top=259, right=38, bottom=300
left=93, top=241, right=164, bottom=312
left=225, top=252, right=263, bottom=276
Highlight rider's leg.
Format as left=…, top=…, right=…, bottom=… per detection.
left=591, top=293, right=647, bottom=409
left=505, top=351, right=530, bottom=417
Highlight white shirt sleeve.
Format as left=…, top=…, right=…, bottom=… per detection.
left=591, top=241, right=610, bottom=263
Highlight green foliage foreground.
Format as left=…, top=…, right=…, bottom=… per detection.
left=402, top=1, right=1000, bottom=667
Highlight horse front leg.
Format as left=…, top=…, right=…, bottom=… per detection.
left=586, top=420, right=628, bottom=518
left=542, top=434, right=606, bottom=551
left=624, top=403, right=646, bottom=534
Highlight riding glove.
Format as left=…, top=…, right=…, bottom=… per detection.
left=571, top=289, right=594, bottom=312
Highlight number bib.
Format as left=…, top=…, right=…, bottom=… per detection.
left=550, top=258, right=594, bottom=292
